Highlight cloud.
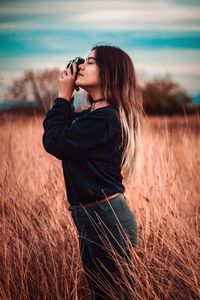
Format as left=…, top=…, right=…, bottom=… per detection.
left=0, top=0, right=199, bottom=95
left=132, top=48, right=200, bottom=73
left=0, top=0, right=200, bottom=31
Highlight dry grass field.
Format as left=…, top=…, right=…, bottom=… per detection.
left=0, top=111, right=199, bottom=300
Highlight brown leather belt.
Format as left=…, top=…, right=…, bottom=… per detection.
left=68, top=192, right=124, bottom=210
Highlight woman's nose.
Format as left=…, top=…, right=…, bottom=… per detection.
left=78, top=62, right=85, bottom=70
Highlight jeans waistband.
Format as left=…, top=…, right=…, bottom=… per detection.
left=68, top=192, right=125, bottom=211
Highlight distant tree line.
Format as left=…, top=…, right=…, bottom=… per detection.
left=3, top=68, right=199, bottom=115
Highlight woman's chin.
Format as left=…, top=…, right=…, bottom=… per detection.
left=75, top=79, right=82, bottom=87
left=75, top=81, right=86, bottom=90
left=75, top=79, right=89, bottom=92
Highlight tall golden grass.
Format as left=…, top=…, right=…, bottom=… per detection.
left=0, top=111, right=199, bottom=300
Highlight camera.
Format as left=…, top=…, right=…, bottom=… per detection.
left=66, top=56, right=85, bottom=73
left=66, top=56, right=85, bottom=91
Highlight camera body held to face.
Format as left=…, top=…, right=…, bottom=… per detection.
left=66, top=57, right=85, bottom=91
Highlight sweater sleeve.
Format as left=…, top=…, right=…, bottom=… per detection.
left=44, top=97, right=82, bottom=127
left=42, top=97, right=109, bottom=160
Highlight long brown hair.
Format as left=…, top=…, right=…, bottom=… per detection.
left=87, top=44, right=144, bottom=185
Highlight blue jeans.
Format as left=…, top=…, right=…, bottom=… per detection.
left=69, top=194, right=138, bottom=300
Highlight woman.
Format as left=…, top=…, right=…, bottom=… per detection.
left=42, top=44, right=144, bottom=299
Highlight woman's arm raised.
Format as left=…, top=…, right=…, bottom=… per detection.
left=42, top=98, right=109, bottom=160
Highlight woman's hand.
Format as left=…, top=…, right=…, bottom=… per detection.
left=58, top=62, right=77, bottom=101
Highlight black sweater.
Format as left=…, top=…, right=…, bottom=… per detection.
left=42, top=97, right=125, bottom=206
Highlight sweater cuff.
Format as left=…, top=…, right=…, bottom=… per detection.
left=55, top=97, right=73, bottom=102
left=54, top=97, right=74, bottom=109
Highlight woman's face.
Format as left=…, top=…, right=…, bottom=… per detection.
left=75, top=50, right=101, bottom=90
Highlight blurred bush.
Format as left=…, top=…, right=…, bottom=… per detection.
left=142, top=75, right=198, bottom=115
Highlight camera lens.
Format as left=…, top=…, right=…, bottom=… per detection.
left=66, top=57, right=85, bottom=74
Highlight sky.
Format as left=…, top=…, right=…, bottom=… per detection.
left=0, top=0, right=200, bottom=101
